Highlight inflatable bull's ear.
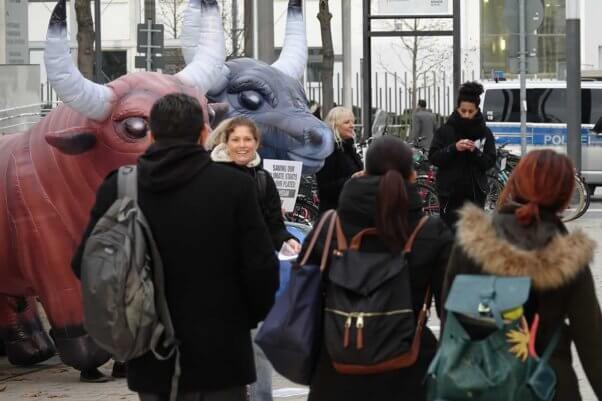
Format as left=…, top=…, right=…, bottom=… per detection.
left=208, top=103, right=229, bottom=128
left=45, top=131, right=97, bottom=155
left=44, top=0, right=115, bottom=121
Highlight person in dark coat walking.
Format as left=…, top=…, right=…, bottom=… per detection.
left=72, top=94, right=279, bottom=401
left=443, top=150, right=602, bottom=401
left=301, top=136, right=453, bottom=401
left=316, top=107, right=363, bottom=213
left=209, top=117, right=300, bottom=253
left=429, top=81, right=496, bottom=229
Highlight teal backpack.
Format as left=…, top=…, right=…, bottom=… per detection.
left=426, top=275, right=559, bottom=401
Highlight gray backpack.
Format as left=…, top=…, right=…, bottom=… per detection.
left=81, top=165, right=181, bottom=401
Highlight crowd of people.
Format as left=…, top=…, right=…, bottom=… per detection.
left=70, top=82, right=601, bottom=401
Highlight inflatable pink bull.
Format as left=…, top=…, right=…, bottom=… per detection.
left=0, top=0, right=225, bottom=371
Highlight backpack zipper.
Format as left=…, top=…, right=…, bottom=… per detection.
left=325, top=308, right=413, bottom=350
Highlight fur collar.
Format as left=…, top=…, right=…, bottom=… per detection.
left=456, top=204, right=595, bottom=290
left=210, top=143, right=261, bottom=168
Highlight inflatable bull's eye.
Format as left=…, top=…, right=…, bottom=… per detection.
left=239, top=91, right=263, bottom=110
left=122, top=117, right=149, bottom=139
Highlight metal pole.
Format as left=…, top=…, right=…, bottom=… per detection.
left=342, top=0, right=352, bottom=108
left=94, top=0, right=102, bottom=83
left=519, top=0, right=527, bottom=156
left=566, top=0, right=582, bottom=171
left=146, top=19, right=152, bottom=71
left=362, top=0, right=372, bottom=140
left=452, top=0, right=461, bottom=98
left=257, top=0, right=275, bottom=63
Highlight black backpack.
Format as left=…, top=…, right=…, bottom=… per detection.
left=324, top=214, right=431, bottom=375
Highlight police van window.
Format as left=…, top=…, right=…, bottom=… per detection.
left=589, top=89, right=602, bottom=125
left=539, top=89, right=566, bottom=124
left=483, top=89, right=512, bottom=122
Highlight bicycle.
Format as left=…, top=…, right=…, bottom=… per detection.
left=284, top=175, right=320, bottom=225
left=408, top=136, right=440, bottom=216
left=485, top=144, right=591, bottom=221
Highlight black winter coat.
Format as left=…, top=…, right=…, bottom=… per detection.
left=443, top=204, right=602, bottom=401
left=316, top=139, right=363, bottom=212
left=301, top=176, right=453, bottom=401
left=218, top=162, right=294, bottom=250
left=428, top=111, right=496, bottom=198
left=72, top=143, right=279, bottom=394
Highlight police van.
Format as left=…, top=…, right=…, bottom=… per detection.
left=481, top=81, right=602, bottom=190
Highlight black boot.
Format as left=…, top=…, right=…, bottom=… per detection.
left=111, top=361, right=127, bottom=378
left=80, top=367, right=112, bottom=383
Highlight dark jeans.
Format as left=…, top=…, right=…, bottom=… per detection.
left=439, top=190, right=486, bottom=231
left=138, top=386, right=247, bottom=401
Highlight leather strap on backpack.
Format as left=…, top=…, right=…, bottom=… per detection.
left=298, top=210, right=337, bottom=272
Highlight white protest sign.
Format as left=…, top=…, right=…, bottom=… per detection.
left=263, top=159, right=303, bottom=213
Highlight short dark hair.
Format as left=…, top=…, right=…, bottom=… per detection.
left=456, top=81, right=484, bottom=108
left=418, top=99, right=427, bottom=108
left=149, top=93, right=204, bottom=143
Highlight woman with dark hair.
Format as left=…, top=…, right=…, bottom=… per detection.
left=300, top=136, right=453, bottom=401
left=443, top=149, right=602, bottom=401
left=428, top=81, right=496, bottom=229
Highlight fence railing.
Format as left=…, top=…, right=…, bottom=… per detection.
left=306, top=69, right=477, bottom=136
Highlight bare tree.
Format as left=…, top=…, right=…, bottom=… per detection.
left=317, top=0, right=334, bottom=117
left=158, top=0, right=185, bottom=39
left=378, top=19, right=453, bottom=109
left=74, top=0, right=95, bottom=79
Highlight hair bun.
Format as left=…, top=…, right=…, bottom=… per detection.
left=459, top=81, right=484, bottom=98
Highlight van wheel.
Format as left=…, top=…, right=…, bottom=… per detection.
left=588, top=184, right=596, bottom=196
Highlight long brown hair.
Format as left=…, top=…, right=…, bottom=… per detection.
left=365, top=136, right=414, bottom=252
left=498, top=149, right=574, bottom=226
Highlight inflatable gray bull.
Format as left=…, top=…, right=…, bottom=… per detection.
left=181, top=0, right=334, bottom=174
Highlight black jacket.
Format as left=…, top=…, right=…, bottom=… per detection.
left=218, top=162, right=294, bottom=250
left=72, top=143, right=279, bottom=393
left=302, top=176, right=453, bottom=401
left=443, top=204, right=602, bottom=401
left=428, top=111, right=496, bottom=197
left=316, top=139, right=363, bottom=212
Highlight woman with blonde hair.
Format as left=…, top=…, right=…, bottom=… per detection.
left=316, top=107, right=363, bottom=213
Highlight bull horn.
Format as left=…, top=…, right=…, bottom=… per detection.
left=180, top=0, right=202, bottom=64
left=176, top=0, right=226, bottom=95
left=44, top=0, right=114, bottom=121
left=271, top=0, right=307, bottom=81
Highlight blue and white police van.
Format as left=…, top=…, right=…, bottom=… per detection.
left=481, top=81, right=602, bottom=190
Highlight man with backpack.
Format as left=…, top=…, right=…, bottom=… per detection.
left=72, top=93, right=279, bottom=401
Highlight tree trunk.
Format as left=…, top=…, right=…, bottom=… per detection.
left=243, top=0, right=253, bottom=57
left=74, top=0, right=95, bottom=80
left=411, top=20, right=418, bottom=110
left=317, top=0, right=334, bottom=117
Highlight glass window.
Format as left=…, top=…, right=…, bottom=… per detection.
left=483, top=89, right=513, bottom=122
left=480, top=0, right=566, bottom=79
left=538, top=89, right=566, bottom=123
left=589, top=89, right=602, bottom=125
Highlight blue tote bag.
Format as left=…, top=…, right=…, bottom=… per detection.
left=255, top=210, right=337, bottom=385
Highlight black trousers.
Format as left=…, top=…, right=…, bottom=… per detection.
left=439, top=190, right=486, bottom=231
left=138, top=386, right=247, bottom=401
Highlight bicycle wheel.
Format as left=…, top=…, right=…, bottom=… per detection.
left=484, top=176, right=504, bottom=212
left=561, top=175, right=591, bottom=222
left=415, top=182, right=440, bottom=216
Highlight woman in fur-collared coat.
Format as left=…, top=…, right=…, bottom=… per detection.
left=443, top=150, right=602, bottom=401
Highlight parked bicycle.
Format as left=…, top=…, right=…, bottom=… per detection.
left=485, top=144, right=590, bottom=222
left=408, top=136, right=440, bottom=216
left=284, top=175, right=320, bottom=225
